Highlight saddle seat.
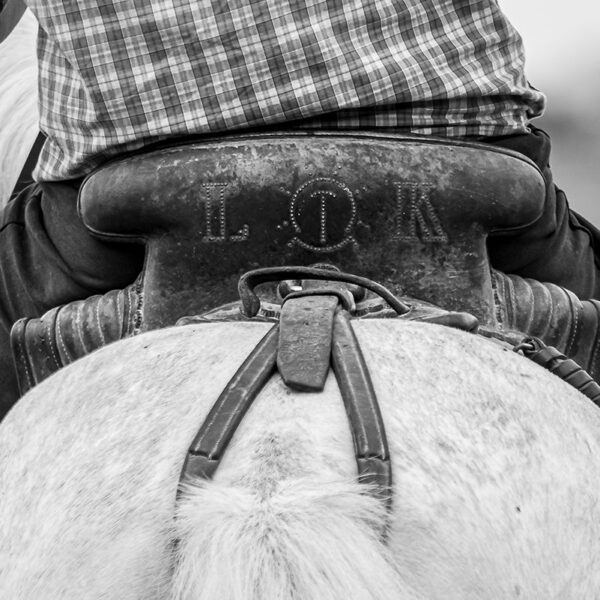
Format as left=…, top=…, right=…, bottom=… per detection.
left=78, top=131, right=545, bottom=330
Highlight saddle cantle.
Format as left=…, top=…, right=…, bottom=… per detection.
left=77, top=131, right=545, bottom=330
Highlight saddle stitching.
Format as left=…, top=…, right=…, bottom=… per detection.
left=116, top=289, right=124, bottom=337
left=565, top=290, right=580, bottom=358
left=55, top=313, right=73, bottom=365
left=12, top=324, right=34, bottom=392
left=94, top=300, right=106, bottom=347
left=74, top=309, right=90, bottom=355
left=43, top=309, right=62, bottom=371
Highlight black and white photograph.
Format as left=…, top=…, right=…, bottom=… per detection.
left=1, top=1, right=599, bottom=597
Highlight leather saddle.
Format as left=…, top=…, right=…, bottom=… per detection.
left=12, top=131, right=551, bottom=395
left=78, top=131, right=545, bottom=331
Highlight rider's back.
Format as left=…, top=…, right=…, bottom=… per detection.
left=24, top=0, right=545, bottom=182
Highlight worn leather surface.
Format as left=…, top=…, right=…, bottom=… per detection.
left=78, top=132, right=545, bottom=329
left=181, top=325, right=279, bottom=482
left=278, top=295, right=338, bottom=391
left=493, top=270, right=600, bottom=380
left=10, top=283, right=141, bottom=396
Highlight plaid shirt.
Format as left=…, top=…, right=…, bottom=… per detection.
left=26, top=0, right=545, bottom=182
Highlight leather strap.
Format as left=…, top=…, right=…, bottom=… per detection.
left=278, top=294, right=338, bottom=391
left=516, top=337, right=600, bottom=406
left=10, top=132, right=45, bottom=199
left=331, top=308, right=392, bottom=508
left=180, top=276, right=393, bottom=515
left=180, top=325, right=279, bottom=482
left=238, top=266, right=410, bottom=318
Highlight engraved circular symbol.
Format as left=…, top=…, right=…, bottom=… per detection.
left=289, top=177, right=357, bottom=253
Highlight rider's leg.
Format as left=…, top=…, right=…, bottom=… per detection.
left=0, top=180, right=143, bottom=419
left=482, top=126, right=600, bottom=379
left=486, top=126, right=600, bottom=300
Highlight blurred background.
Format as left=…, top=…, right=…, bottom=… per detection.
left=500, top=0, right=600, bottom=223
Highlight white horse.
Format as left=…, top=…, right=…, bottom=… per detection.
left=2, top=8, right=600, bottom=599
left=1, top=317, right=600, bottom=599
left=0, top=8, right=38, bottom=206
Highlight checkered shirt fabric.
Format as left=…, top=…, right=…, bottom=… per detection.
left=27, top=0, right=546, bottom=181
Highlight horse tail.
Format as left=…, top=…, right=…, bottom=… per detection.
left=170, top=478, right=421, bottom=600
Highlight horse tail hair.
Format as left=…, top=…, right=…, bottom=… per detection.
left=169, top=478, right=422, bottom=600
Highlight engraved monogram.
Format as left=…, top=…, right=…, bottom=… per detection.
left=201, top=183, right=249, bottom=243
left=394, top=181, right=448, bottom=243
left=198, top=178, right=447, bottom=248
left=288, top=177, right=357, bottom=253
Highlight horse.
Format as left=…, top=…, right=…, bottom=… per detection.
left=2, top=312, right=600, bottom=599
left=0, top=7, right=38, bottom=207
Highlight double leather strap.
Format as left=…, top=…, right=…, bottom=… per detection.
left=178, top=265, right=484, bottom=517
left=179, top=267, right=396, bottom=509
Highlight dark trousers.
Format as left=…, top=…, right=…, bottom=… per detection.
left=487, top=126, right=600, bottom=299
left=0, top=181, right=143, bottom=417
left=0, top=127, right=598, bottom=419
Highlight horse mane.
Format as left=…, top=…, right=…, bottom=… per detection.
left=0, top=9, right=38, bottom=207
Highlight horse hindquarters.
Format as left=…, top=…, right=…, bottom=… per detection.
left=4, top=321, right=600, bottom=598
